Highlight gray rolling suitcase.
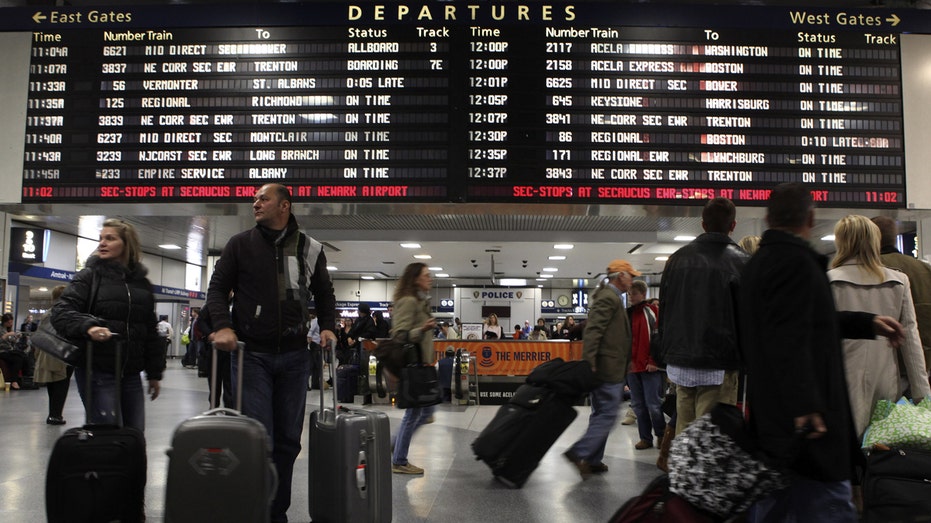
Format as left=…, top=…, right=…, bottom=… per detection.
left=164, top=344, right=277, bottom=523
left=309, top=340, right=392, bottom=523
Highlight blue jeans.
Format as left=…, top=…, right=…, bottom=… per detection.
left=569, top=382, right=623, bottom=465
left=74, top=367, right=145, bottom=431
left=628, top=371, right=667, bottom=442
left=232, top=349, right=311, bottom=523
left=747, top=478, right=857, bottom=523
left=392, top=404, right=436, bottom=466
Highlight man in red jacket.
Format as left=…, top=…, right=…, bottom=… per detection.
left=626, top=280, right=665, bottom=450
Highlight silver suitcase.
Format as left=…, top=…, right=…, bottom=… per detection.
left=164, top=344, right=277, bottom=523
left=309, top=340, right=392, bottom=522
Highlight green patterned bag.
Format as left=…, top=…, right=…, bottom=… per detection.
left=862, top=397, right=931, bottom=450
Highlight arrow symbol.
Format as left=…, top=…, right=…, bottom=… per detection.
left=32, top=12, right=47, bottom=23
left=886, top=14, right=901, bottom=26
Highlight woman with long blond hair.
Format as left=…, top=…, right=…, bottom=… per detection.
left=828, top=215, right=931, bottom=438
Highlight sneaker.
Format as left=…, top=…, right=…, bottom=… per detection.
left=392, top=463, right=424, bottom=475
left=563, top=450, right=592, bottom=479
left=634, top=439, right=653, bottom=450
left=589, top=462, right=609, bottom=474
left=620, top=408, right=636, bottom=425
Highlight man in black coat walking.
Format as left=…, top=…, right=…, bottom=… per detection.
left=740, top=183, right=904, bottom=522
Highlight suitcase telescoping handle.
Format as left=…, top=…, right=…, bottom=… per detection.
left=206, top=341, right=245, bottom=415
left=84, top=333, right=123, bottom=426
left=318, top=339, right=339, bottom=421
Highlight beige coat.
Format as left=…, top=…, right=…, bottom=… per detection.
left=390, top=295, right=435, bottom=364
left=581, top=283, right=631, bottom=383
left=828, top=263, right=931, bottom=437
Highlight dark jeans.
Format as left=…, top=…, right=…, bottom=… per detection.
left=232, top=348, right=312, bottom=523
left=74, top=367, right=145, bottom=431
left=628, top=371, right=667, bottom=441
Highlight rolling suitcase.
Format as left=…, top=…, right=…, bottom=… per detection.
left=46, top=340, right=147, bottom=523
left=862, top=446, right=931, bottom=523
left=472, top=383, right=578, bottom=488
left=164, top=343, right=277, bottom=523
left=309, top=340, right=392, bottom=523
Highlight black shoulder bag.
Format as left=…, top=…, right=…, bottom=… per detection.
left=395, top=332, right=442, bottom=409
left=31, top=271, right=99, bottom=366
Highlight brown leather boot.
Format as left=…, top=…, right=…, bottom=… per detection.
left=656, top=424, right=675, bottom=473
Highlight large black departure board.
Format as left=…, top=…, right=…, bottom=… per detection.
left=10, top=2, right=919, bottom=206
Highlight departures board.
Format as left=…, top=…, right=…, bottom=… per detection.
left=4, top=2, right=924, bottom=206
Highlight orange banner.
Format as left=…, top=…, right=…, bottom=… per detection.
left=433, top=339, right=584, bottom=376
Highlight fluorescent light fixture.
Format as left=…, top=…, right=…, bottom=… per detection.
left=540, top=274, right=554, bottom=278
left=400, top=243, right=421, bottom=249
left=554, top=244, right=574, bottom=250
left=548, top=255, right=566, bottom=261
left=499, top=278, right=527, bottom=286
left=821, top=234, right=836, bottom=241
left=436, top=273, right=450, bottom=278
left=38, top=287, right=48, bottom=292
left=413, top=254, right=432, bottom=260
left=361, top=276, right=375, bottom=280
left=674, top=235, right=696, bottom=242
left=326, top=266, right=338, bottom=271
left=538, top=285, right=544, bottom=288
left=158, top=244, right=182, bottom=250
left=655, top=256, right=669, bottom=261
left=428, top=267, right=443, bottom=271
left=542, top=267, right=558, bottom=272
left=536, top=278, right=546, bottom=281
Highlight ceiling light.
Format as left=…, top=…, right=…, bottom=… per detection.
left=536, top=278, right=546, bottom=281
left=327, top=266, right=338, bottom=271
left=548, top=255, right=566, bottom=261
left=38, top=287, right=48, bottom=292
left=538, top=284, right=544, bottom=288
left=821, top=234, right=835, bottom=241
left=428, top=266, right=443, bottom=271
left=158, top=244, right=182, bottom=250
left=413, top=254, right=432, bottom=260
left=400, top=243, right=421, bottom=249
left=654, top=256, right=669, bottom=262
left=436, top=273, right=450, bottom=278
left=361, top=276, right=375, bottom=280
left=499, top=278, right=527, bottom=286
left=542, top=267, right=558, bottom=272
left=554, top=244, right=574, bottom=250
left=540, top=274, right=554, bottom=278
left=674, top=235, right=696, bottom=242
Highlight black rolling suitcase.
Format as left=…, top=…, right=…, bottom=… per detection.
left=862, top=446, right=931, bottom=523
left=309, top=340, right=392, bottom=523
left=472, top=383, right=578, bottom=488
left=46, top=340, right=147, bottom=523
left=163, top=344, right=277, bottom=523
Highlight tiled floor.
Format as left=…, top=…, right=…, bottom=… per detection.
left=0, top=360, right=664, bottom=522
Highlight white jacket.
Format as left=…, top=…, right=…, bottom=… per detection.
left=828, top=263, right=931, bottom=438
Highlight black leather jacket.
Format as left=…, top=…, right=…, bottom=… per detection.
left=657, top=232, right=750, bottom=370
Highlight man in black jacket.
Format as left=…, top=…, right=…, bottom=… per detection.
left=741, top=183, right=903, bottom=522
left=207, top=183, right=337, bottom=523
left=657, top=197, right=749, bottom=434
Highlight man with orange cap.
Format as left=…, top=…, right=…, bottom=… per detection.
left=563, top=259, right=638, bottom=479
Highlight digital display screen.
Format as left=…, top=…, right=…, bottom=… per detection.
left=14, top=2, right=910, bottom=206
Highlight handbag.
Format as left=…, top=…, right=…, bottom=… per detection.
left=667, top=403, right=788, bottom=518
left=30, top=271, right=99, bottom=366
left=374, top=336, right=417, bottom=377
left=31, top=318, right=84, bottom=366
left=394, top=332, right=441, bottom=409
